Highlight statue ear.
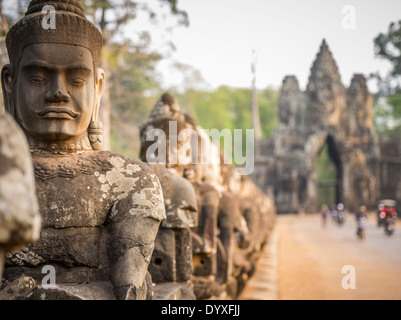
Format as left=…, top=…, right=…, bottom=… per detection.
left=1, top=64, right=14, bottom=115
left=89, top=68, right=105, bottom=150
left=92, top=68, right=105, bottom=122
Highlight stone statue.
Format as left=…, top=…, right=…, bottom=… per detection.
left=141, top=93, right=266, bottom=299
left=1, top=0, right=165, bottom=300
left=0, top=112, right=41, bottom=285
left=140, top=93, right=224, bottom=299
left=140, top=93, right=198, bottom=300
left=140, top=92, right=276, bottom=299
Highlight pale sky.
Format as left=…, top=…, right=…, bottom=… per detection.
left=133, top=0, right=401, bottom=93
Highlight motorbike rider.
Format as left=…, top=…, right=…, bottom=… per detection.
left=330, top=204, right=338, bottom=221
left=356, top=205, right=367, bottom=221
left=355, top=205, right=368, bottom=239
left=387, top=206, right=397, bottom=219
left=377, top=203, right=386, bottom=227
left=384, top=205, right=397, bottom=235
left=320, top=204, right=330, bottom=228
left=336, top=203, right=345, bottom=224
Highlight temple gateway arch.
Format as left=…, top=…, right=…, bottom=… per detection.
left=253, top=40, right=383, bottom=213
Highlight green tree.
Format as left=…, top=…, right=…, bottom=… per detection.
left=258, top=87, right=280, bottom=138
left=109, top=36, right=164, bottom=158
left=372, top=20, right=401, bottom=138
left=174, top=85, right=279, bottom=165
left=81, top=0, right=188, bottom=150
left=0, top=0, right=191, bottom=160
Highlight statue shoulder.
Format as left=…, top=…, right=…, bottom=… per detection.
left=97, top=151, right=166, bottom=222
left=94, top=151, right=160, bottom=180
left=146, top=164, right=198, bottom=229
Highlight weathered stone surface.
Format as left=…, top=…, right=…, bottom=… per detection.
left=3, top=264, right=107, bottom=285
left=216, top=191, right=241, bottom=283
left=0, top=276, right=36, bottom=300
left=6, top=227, right=107, bottom=268
left=379, top=140, right=401, bottom=210
left=152, top=282, right=196, bottom=300
left=2, top=150, right=166, bottom=299
left=139, top=96, right=203, bottom=293
left=140, top=91, right=276, bottom=300
left=1, top=0, right=276, bottom=301
left=148, top=93, right=185, bottom=123
left=174, top=229, right=193, bottom=282
left=307, top=40, right=346, bottom=127
left=148, top=228, right=176, bottom=283
left=192, top=249, right=215, bottom=277
left=31, top=282, right=116, bottom=300
left=149, top=227, right=194, bottom=283
left=191, top=276, right=226, bottom=300
left=1, top=0, right=166, bottom=300
left=192, top=181, right=220, bottom=255
left=151, top=164, right=198, bottom=229
left=0, top=112, right=40, bottom=280
left=279, top=75, right=305, bottom=127
left=140, top=97, right=201, bottom=289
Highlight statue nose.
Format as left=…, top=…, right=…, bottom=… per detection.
left=45, top=90, right=71, bottom=103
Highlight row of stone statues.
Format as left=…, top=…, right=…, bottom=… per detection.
left=140, top=93, right=276, bottom=299
left=0, top=0, right=275, bottom=300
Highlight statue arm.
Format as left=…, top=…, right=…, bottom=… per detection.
left=105, top=163, right=166, bottom=300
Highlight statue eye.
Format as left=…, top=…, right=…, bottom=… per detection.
left=71, top=78, right=85, bottom=86
left=31, top=76, right=46, bottom=84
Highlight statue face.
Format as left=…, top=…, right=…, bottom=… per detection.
left=13, top=43, right=98, bottom=143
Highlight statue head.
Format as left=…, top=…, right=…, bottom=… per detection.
left=140, top=93, right=198, bottom=173
left=1, top=0, right=105, bottom=151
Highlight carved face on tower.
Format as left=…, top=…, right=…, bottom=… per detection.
left=1, top=0, right=104, bottom=151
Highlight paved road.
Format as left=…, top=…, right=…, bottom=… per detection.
left=240, top=212, right=401, bottom=300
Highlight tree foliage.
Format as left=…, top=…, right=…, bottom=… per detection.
left=171, top=85, right=279, bottom=164
left=82, top=0, right=188, bottom=45
left=372, top=20, right=401, bottom=138
left=173, top=85, right=279, bottom=137
left=316, top=144, right=337, bottom=208
left=80, top=0, right=188, bottom=151
left=0, top=1, right=281, bottom=164
left=0, top=0, right=188, bottom=135
left=108, top=36, right=164, bottom=158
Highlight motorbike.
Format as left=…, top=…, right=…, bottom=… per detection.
left=378, top=210, right=386, bottom=227
left=337, top=210, right=345, bottom=225
left=384, top=215, right=395, bottom=236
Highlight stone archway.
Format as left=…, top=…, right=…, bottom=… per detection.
left=302, top=132, right=344, bottom=212
left=315, top=134, right=343, bottom=208
left=252, top=40, right=380, bottom=213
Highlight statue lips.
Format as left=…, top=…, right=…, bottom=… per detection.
left=36, top=106, right=80, bottom=120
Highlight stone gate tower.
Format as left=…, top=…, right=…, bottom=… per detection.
left=253, top=40, right=380, bottom=213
